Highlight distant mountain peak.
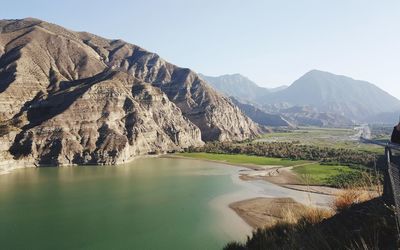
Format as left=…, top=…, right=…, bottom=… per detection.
left=199, top=73, right=270, bottom=104
left=306, top=69, right=330, bottom=74
left=270, top=70, right=400, bottom=120
left=200, top=73, right=252, bottom=82
left=299, top=69, right=362, bottom=84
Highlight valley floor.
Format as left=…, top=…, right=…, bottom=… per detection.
left=174, top=152, right=352, bottom=190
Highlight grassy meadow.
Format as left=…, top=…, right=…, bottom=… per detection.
left=293, top=163, right=358, bottom=186
left=178, top=152, right=364, bottom=187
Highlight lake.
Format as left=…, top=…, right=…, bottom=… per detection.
left=0, top=157, right=331, bottom=250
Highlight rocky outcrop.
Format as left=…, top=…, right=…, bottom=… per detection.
left=0, top=18, right=260, bottom=168
left=230, top=97, right=292, bottom=127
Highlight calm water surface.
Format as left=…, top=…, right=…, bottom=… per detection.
left=0, top=158, right=253, bottom=250
left=0, top=157, right=332, bottom=250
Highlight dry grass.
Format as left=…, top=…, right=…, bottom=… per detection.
left=301, top=206, right=334, bottom=224
left=281, top=205, right=334, bottom=225
left=333, top=171, right=382, bottom=212
left=333, top=188, right=378, bottom=212
left=264, top=171, right=380, bottom=227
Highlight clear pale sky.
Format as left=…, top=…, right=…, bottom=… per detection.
left=1, top=0, right=399, bottom=98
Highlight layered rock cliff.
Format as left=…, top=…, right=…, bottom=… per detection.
left=0, top=18, right=260, bottom=168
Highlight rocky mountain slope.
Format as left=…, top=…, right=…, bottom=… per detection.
left=267, top=70, right=400, bottom=121
left=277, top=106, right=353, bottom=127
left=0, top=18, right=260, bottom=168
left=230, top=98, right=292, bottom=127
left=199, top=73, right=271, bottom=104
left=201, top=73, right=353, bottom=127
left=202, top=70, right=400, bottom=125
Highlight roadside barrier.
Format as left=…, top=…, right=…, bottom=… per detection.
left=384, top=143, right=400, bottom=236
left=362, top=138, right=400, bottom=235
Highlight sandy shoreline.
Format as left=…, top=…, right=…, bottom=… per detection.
left=167, top=154, right=340, bottom=195
left=171, top=155, right=337, bottom=231
left=0, top=170, right=10, bottom=175
left=229, top=197, right=313, bottom=229
left=208, top=167, right=334, bottom=238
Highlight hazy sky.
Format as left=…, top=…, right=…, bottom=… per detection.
left=1, top=0, right=399, bottom=98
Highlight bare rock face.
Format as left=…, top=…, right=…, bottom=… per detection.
left=0, top=18, right=260, bottom=168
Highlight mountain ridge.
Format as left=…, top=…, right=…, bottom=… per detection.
left=201, top=70, right=400, bottom=124
left=230, top=97, right=292, bottom=127
left=268, top=70, right=400, bottom=120
left=198, top=73, right=271, bottom=104
left=0, top=18, right=261, bottom=168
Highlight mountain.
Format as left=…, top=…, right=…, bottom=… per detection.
left=364, top=111, right=400, bottom=125
left=201, top=73, right=356, bottom=127
left=230, top=98, right=292, bottom=127
left=0, top=18, right=260, bottom=168
left=202, top=70, right=400, bottom=125
left=267, top=70, right=400, bottom=121
left=269, top=85, right=288, bottom=92
left=199, top=73, right=270, bottom=103
left=278, top=106, right=353, bottom=127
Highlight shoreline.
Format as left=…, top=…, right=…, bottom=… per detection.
left=0, top=170, right=10, bottom=175
left=169, top=154, right=338, bottom=230
left=166, top=154, right=341, bottom=196
left=209, top=168, right=334, bottom=232
left=229, top=197, right=314, bottom=229
left=0, top=153, right=166, bottom=176
left=162, top=154, right=266, bottom=170
left=1, top=153, right=342, bottom=196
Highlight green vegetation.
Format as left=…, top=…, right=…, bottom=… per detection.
left=258, top=127, right=354, bottom=142
left=178, top=152, right=310, bottom=166
left=293, top=164, right=358, bottom=186
left=178, top=153, right=375, bottom=188
left=256, top=127, right=384, bottom=154
left=187, top=141, right=378, bottom=167
left=183, top=127, right=386, bottom=188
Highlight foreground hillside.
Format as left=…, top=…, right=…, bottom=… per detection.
left=225, top=197, right=397, bottom=250
left=0, top=18, right=260, bottom=168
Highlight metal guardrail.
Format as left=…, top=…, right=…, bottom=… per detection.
left=385, top=143, right=400, bottom=236
left=361, top=138, right=400, bottom=230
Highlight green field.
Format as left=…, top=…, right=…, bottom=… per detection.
left=179, top=152, right=365, bottom=187
left=255, top=127, right=385, bottom=154
left=178, top=152, right=310, bottom=167
left=293, top=163, right=358, bottom=185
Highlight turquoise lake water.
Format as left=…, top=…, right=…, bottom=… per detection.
left=0, top=157, right=251, bottom=250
